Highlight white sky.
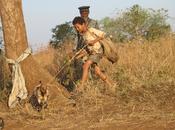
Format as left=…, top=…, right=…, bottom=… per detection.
left=5, top=0, right=175, bottom=49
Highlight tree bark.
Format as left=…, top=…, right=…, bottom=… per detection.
left=0, top=0, right=70, bottom=98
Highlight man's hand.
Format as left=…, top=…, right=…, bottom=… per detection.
left=75, top=49, right=87, bottom=59
left=68, top=51, right=75, bottom=59
left=86, top=40, right=95, bottom=46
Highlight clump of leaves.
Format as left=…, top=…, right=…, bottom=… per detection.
left=100, top=4, right=170, bottom=42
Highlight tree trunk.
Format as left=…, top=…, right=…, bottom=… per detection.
left=0, top=0, right=70, bottom=98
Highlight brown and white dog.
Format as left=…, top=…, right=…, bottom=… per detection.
left=29, top=81, right=49, bottom=112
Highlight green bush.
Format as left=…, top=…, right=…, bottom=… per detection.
left=100, top=5, right=171, bottom=42
left=50, top=22, right=75, bottom=48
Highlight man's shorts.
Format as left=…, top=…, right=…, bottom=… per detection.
left=88, top=53, right=103, bottom=64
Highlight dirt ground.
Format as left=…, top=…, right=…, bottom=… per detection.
left=1, top=92, right=175, bottom=130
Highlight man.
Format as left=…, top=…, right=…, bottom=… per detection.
left=76, top=6, right=99, bottom=51
left=73, top=6, right=99, bottom=81
left=78, top=6, right=99, bottom=29
left=72, top=16, right=113, bottom=92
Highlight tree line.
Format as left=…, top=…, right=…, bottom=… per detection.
left=50, top=5, right=171, bottom=47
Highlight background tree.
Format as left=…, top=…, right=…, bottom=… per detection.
left=0, top=0, right=70, bottom=100
left=50, top=22, right=75, bottom=48
left=50, top=5, right=171, bottom=44
left=100, top=4, right=171, bottom=42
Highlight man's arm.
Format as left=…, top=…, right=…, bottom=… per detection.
left=88, top=18, right=99, bottom=29
left=75, top=49, right=87, bottom=59
left=86, top=36, right=103, bottom=46
left=87, top=28, right=105, bottom=45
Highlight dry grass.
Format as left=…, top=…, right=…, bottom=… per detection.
left=112, top=35, right=175, bottom=108
left=1, top=35, right=175, bottom=129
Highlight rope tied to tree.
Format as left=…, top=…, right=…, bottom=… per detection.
left=6, top=47, right=32, bottom=108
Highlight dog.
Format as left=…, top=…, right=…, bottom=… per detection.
left=29, top=81, right=49, bottom=112
left=0, top=117, right=4, bottom=130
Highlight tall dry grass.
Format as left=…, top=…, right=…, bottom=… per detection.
left=108, top=34, right=175, bottom=108
left=1, top=36, right=175, bottom=129
left=33, top=42, right=75, bottom=91
left=33, top=35, right=175, bottom=109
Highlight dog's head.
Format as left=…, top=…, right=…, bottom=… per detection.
left=35, top=85, right=49, bottom=108
left=30, top=81, right=49, bottom=111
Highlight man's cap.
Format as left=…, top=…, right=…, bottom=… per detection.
left=78, top=6, right=90, bottom=12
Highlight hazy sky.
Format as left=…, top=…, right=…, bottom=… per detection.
left=22, top=0, right=175, bottom=49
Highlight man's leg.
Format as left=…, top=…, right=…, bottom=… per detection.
left=72, top=60, right=92, bottom=96
left=79, top=60, right=93, bottom=89
left=94, top=65, right=113, bottom=87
